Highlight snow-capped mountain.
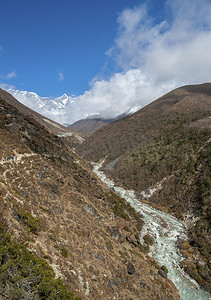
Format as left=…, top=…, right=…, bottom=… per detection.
left=8, top=89, right=75, bottom=124
left=7, top=89, right=140, bottom=126
left=9, top=90, right=75, bottom=109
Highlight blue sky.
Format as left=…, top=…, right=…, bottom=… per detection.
left=0, top=0, right=165, bottom=97
left=1, top=0, right=211, bottom=124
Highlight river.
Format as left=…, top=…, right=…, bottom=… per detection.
left=92, top=161, right=210, bottom=300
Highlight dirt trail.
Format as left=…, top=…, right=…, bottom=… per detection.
left=0, top=152, right=37, bottom=165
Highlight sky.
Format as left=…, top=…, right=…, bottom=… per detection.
left=1, top=0, right=211, bottom=123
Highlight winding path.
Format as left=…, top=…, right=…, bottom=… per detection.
left=0, top=152, right=37, bottom=165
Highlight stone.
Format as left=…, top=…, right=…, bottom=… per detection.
left=158, top=269, right=167, bottom=278
left=107, top=279, right=118, bottom=287
left=140, top=279, right=146, bottom=287
left=84, top=203, right=100, bottom=218
left=127, top=262, right=135, bottom=275
left=110, top=226, right=121, bottom=241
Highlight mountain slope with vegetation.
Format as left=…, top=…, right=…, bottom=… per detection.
left=68, top=109, right=135, bottom=136
left=0, top=90, right=180, bottom=299
left=77, top=83, right=211, bottom=292
left=0, top=88, right=83, bottom=147
left=69, top=116, right=114, bottom=135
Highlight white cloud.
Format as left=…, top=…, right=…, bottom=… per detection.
left=5, top=0, right=211, bottom=125
left=70, top=69, right=175, bottom=121
left=63, top=0, right=211, bottom=123
left=6, top=71, right=16, bottom=79
left=58, top=72, right=64, bottom=81
left=0, top=71, right=16, bottom=80
left=109, top=0, right=211, bottom=82
left=0, top=83, right=15, bottom=90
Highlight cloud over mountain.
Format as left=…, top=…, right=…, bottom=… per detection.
left=70, top=0, right=211, bottom=121
left=6, top=0, right=211, bottom=124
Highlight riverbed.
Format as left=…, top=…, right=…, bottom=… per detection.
left=92, top=161, right=210, bottom=300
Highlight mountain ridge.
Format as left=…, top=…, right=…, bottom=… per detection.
left=7, top=88, right=140, bottom=130
left=68, top=107, right=140, bottom=136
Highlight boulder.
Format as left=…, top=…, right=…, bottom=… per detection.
left=127, top=262, right=135, bottom=275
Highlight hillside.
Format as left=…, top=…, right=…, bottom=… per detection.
left=69, top=108, right=139, bottom=136
left=77, top=83, right=211, bottom=292
left=0, top=89, right=83, bottom=147
left=69, top=116, right=114, bottom=135
left=0, top=90, right=180, bottom=299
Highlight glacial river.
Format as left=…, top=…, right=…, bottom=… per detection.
left=92, top=162, right=210, bottom=300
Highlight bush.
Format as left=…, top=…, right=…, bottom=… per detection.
left=161, top=265, right=168, bottom=274
left=17, top=210, right=40, bottom=234
left=106, top=191, right=130, bottom=220
left=38, top=278, right=81, bottom=299
left=0, top=223, right=80, bottom=299
left=143, top=234, right=154, bottom=245
left=54, top=244, right=69, bottom=258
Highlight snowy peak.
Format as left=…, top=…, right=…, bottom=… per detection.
left=6, top=88, right=141, bottom=127
left=7, top=89, right=76, bottom=124
left=8, top=89, right=75, bottom=109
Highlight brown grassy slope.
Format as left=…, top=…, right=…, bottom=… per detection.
left=77, top=83, right=211, bottom=163
left=0, top=92, right=180, bottom=299
left=77, top=83, right=211, bottom=292
left=69, top=117, right=113, bottom=135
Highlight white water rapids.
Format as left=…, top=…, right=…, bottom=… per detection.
left=92, top=162, right=210, bottom=300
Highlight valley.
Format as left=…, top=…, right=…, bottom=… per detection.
left=0, top=90, right=181, bottom=299
left=0, top=85, right=210, bottom=299
left=77, top=83, right=211, bottom=295
left=2, top=0, right=211, bottom=298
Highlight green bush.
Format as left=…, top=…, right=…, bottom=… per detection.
left=17, top=209, right=40, bottom=234
left=54, top=244, right=69, bottom=258
left=0, top=223, right=81, bottom=299
left=38, top=278, right=81, bottom=299
left=143, top=234, right=154, bottom=245
left=106, top=191, right=130, bottom=220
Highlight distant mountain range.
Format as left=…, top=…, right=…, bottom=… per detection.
left=7, top=89, right=75, bottom=125
left=69, top=107, right=140, bottom=135
left=7, top=89, right=140, bottom=128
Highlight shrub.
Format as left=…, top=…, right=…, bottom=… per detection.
left=143, top=234, right=154, bottom=245
left=161, top=265, right=168, bottom=274
left=0, top=223, right=80, bottom=299
left=17, top=210, right=40, bottom=234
